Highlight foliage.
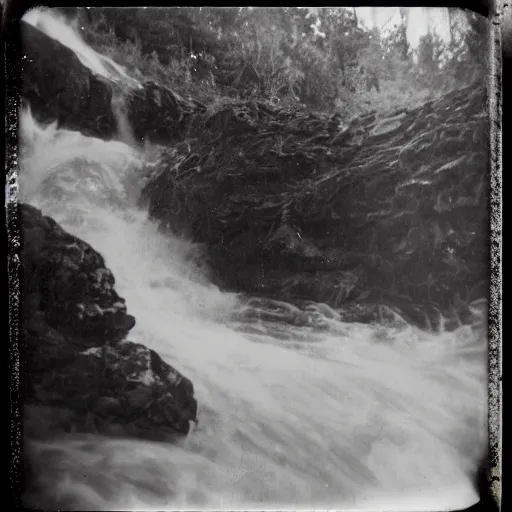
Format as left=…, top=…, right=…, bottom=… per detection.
left=412, top=10, right=488, bottom=91
left=59, top=7, right=488, bottom=118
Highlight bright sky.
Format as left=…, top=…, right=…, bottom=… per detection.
left=355, top=7, right=452, bottom=49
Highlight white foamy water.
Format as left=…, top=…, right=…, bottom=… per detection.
left=18, top=9, right=488, bottom=512
left=19, top=104, right=488, bottom=512
left=23, top=7, right=141, bottom=90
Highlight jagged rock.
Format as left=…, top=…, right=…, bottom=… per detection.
left=126, top=80, right=206, bottom=144
left=22, top=204, right=135, bottom=343
left=141, top=84, right=489, bottom=324
left=21, top=203, right=197, bottom=440
left=21, top=21, right=117, bottom=139
left=26, top=341, right=197, bottom=439
left=21, top=21, right=205, bottom=144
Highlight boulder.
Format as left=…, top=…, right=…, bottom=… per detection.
left=21, top=20, right=117, bottom=139
left=126, top=80, right=207, bottom=145
left=21, top=203, right=197, bottom=439
left=25, top=340, right=197, bottom=440
left=21, top=203, right=135, bottom=344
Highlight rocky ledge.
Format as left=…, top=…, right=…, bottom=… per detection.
left=140, top=83, right=489, bottom=327
left=21, top=20, right=205, bottom=144
left=21, top=203, right=197, bottom=440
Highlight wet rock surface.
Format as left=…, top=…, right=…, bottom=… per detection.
left=126, top=80, right=207, bottom=145
left=141, top=84, right=489, bottom=326
left=21, top=20, right=205, bottom=144
left=22, top=204, right=135, bottom=344
left=20, top=19, right=488, bottom=330
left=21, top=21, right=117, bottom=139
left=21, top=203, right=197, bottom=440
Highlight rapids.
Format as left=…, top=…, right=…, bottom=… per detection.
left=18, top=8, right=488, bottom=511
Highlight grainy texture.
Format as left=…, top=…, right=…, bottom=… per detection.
left=5, top=14, right=23, bottom=509
left=487, top=2, right=503, bottom=509
left=10, top=6, right=499, bottom=510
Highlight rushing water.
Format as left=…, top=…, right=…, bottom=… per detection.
left=19, top=8, right=488, bottom=512
left=23, top=7, right=141, bottom=89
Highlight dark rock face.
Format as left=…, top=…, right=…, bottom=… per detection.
left=22, top=203, right=135, bottom=344
left=141, top=84, right=489, bottom=323
left=21, top=20, right=205, bottom=145
left=25, top=341, right=197, bottom=439
left=21, top=203, right=197, bottom=439
left=126, top=80, right=207, bottom=145
left=21, top=21, right=117, bottom=139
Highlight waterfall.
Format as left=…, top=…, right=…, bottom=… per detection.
left=18, top=8, right=488, bottom=511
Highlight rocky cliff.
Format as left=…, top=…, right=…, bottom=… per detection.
left=21, top=20, right=205, bottom=145
left=20, top=15, right=489, bottom=334
left=141, top=84, right=489, bottom=329
left=21, top=204, right=197, bottom=440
